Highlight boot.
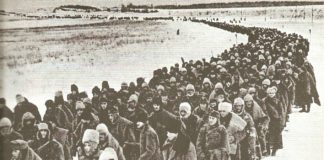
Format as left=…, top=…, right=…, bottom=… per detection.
left=271, top=149, right=277, bottom=156
left=306, top=104, right=311, bottom=113
left=299, top=105, right=306, bottom=112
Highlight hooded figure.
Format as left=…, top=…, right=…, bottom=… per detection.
left=78, top=129, right=101, bottom=160
left=18, top=112, right=38, bottom=142
left=96, top=123, right=125, bottom=160
left=263, top=87, right=285, bottom=156
left=0, top=117, right=23, bottom=160
left=43, top=99, right=71, bottom=130
left=13, top=95, right=41, bottom=130
left=196, top=111, right=229, bottom=160
left=29, top=123, right=65, bottom=160
left=0, top=98, right=14, bottom=121
left=233, top=98, right=257, bottom=160
left=10, top=139, right=41, bottom=160
left=54, top=91, right=74, bottom=123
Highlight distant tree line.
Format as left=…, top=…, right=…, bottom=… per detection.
left=53, top=5, right=101, bottom=13
left=130, top=1, right=324, bottom=9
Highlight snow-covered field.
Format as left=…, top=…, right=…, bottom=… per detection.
left=0, top=5, right=324, bottom=159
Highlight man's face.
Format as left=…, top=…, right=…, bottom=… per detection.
left=11, top=150, right=20, bottom=159
left=217, top=94, right=225, bottom=103
left=40, top=130, right=48, bottom=139
left=219, top=110, right=229, bottom=117
left=267, top=90, right=276, bottom=98
left=233, top=104, right=243, bottom=114
left=186, top=90, right=194, bottom=97
left=16, top=96, right=24, bottom=104
left=161, top=96, right=168, bottom=104
left=245, top=101, right=253, bottom=108
left=127, top=101, right=136, bottom=111
left=100, top=102, right=108, bottom=110
left=98, top=132, right=106, bottom=142
left=208, top=116, right=217, bottom=126
left=108, top=113, right=118, bottom=123
left=83, top=142, right=97, bottom=156
left=179, top=110, right=190, bottom=119
left=76, top=108, right=84, bottom=117
left=153, top=104, right=160, bottom=112
left=0, top=126, right=11, bottom=136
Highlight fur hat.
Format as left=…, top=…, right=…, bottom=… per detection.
left=214, top=83, right=224, bottom=89
left=99, top=148, right=118, bottom=160
left=71, top=84, right=78, bottom=92
left=92, top=86, right=101, bottom=95
left=102, top=81, right=109, bottom=89
left=79, top=92, right=88, bottom=99
left=10, top=140, right=28, bottom=150
left=121, top=82, right=128, bottom=87
left=186, top=84, right=195, bottom=91
left=22, top=112, right=35, bottom=121
left=37, top=123, right=49, bottom=130
left=179, top=102, right=191, bottom=113
left=82, top=129, right=100, bottom=144
left=244, top=94, right=254, bottom=102
left=209, top=110, right=220, bottom=119
left=142, top=82, right=149, bottom=88
left=218, top=102, right=232, bottom=112
left=0, top=117, right=12, bottom=128
left=83, top=98, right=92, bottom=104
left=170, top=77, right=177, bottom=83
left=96, top=123, right=109, bottom=136
left=128, top=94, right=138, bottom=103
left=262, top=79, right=271, bottom=86
left=234, top=97, right=244, bottom=106
left=157, top=85, right=165, bottom=91
left=107, top=106, right=119, bottom=114
left=248, top=87, right=256, bottom=94
left=75, top=101, right=86, bottom=110
left=45, top=100, right=55, bottom=108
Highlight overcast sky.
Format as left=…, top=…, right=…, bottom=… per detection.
left=1, top=0, right=323, bottom=12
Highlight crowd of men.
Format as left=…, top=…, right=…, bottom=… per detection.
left=0, top=20, right=321, bottom=160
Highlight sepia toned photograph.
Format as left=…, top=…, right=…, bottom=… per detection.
left=0, top=0, right=323, bottom=160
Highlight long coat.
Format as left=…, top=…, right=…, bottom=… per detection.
left=139, top=124, right=163, bottom=160
left=220, top=113, right=247, bottom=157
left=105, top=115, right=137, bottom=160
left=36, top=139, right=65, bottom=160
left=13, top=98, right=41, bottom=130
left=263, top=96, right=284, bottom=149
left=162, top=140, right=197, bottom=160
left=196, top=123, right=229, bottom=160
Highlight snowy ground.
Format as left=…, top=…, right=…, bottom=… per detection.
left=0, top=5, right=324, bottom=160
